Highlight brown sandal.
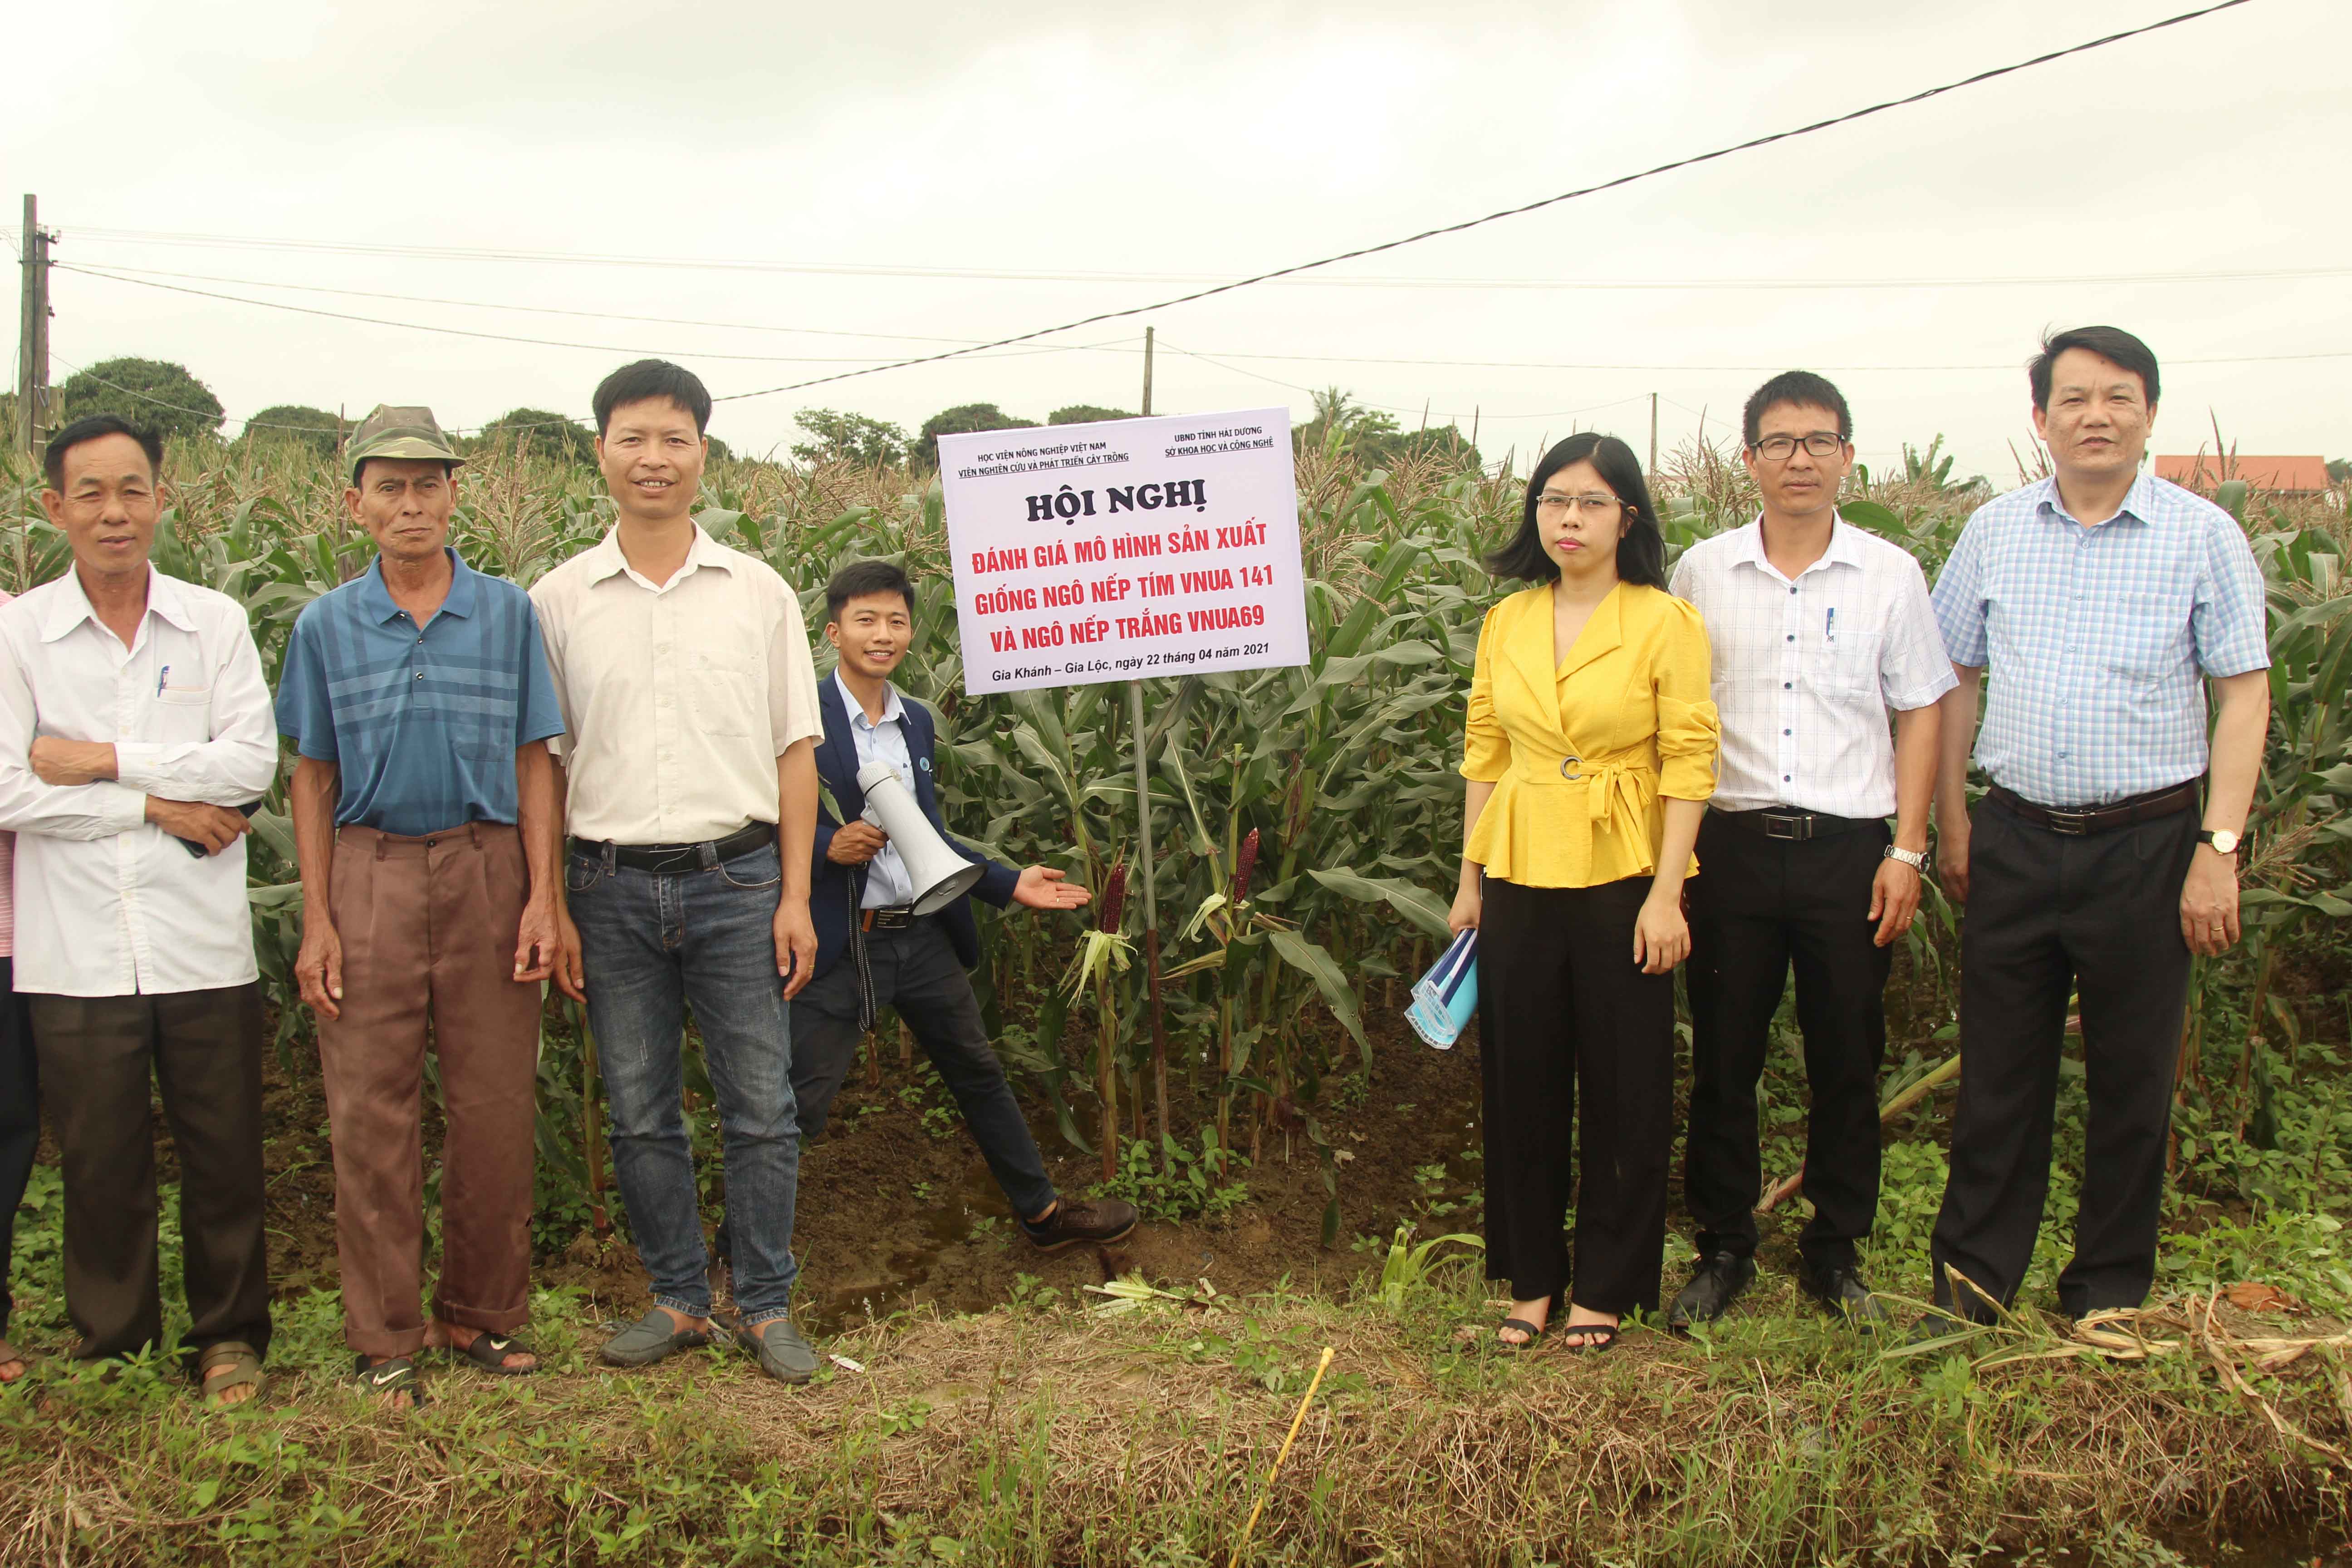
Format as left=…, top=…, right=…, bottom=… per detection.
left=198, top=1341, right=265, bottom=1408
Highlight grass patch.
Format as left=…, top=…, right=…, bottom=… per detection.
left=4, top=1233, right=2349, bottom=1566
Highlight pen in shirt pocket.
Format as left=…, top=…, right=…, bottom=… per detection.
left=157, top=663, right=170, bottom=696
left=1825, top=608, right=1837, bottom=646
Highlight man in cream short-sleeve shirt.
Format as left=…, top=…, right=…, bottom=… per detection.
left=532, top=360, right=825, bottom=1386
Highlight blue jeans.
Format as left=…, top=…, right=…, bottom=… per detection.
left=565, top=840, right=800, bottom=1323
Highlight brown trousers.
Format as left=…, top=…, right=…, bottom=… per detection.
left=321, top=823, right=540, bottom=1357
left=29, top=984, right=270, bottom=1365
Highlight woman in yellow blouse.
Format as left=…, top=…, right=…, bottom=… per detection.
left=1449, top=432, right=1719, bottom=1352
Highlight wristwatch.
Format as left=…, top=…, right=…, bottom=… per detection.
left=2198, top=828, right=2240, bottom=855
left=1884, top=845, right=1928, bottom=871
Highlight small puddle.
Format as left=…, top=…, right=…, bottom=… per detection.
left=798, top=1152, right=1005, bottom=1333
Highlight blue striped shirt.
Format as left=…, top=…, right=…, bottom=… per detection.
left=276, top=550, right=565, bottom=836
left=1930, top=472, right=2269, bottom=807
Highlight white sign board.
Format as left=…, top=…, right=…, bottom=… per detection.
left=938, top=408, right=1307, bottom=694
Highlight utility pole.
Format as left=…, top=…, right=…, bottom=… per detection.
left=1140, top=325, right=1155, bottom=423
left=1648, top=391, right=1658, bottom=478
left=16, top=196, right=54, bottom=457
left=1131, top=323, right=1170, bottom=1153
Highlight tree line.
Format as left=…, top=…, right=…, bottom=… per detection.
left=14, top=358, right=1488, bottom=475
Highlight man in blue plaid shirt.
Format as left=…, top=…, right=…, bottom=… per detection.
left=1925, top=325, right=2270, bottom=1324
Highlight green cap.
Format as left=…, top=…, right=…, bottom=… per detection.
left=345, top=404, right=465, bottom=483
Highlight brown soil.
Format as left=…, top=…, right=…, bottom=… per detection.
left=91, top=946, right=1995, bottom=1337
left=541, top=1007, right=1485, bottom=1331
left=73, top=1004, right=1489, bottom=1335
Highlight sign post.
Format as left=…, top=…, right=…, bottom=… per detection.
left=1130, top=330, right=1169, bottom=1152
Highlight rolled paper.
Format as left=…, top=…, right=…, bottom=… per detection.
left=1406, top=927, right=1478, bottom=1049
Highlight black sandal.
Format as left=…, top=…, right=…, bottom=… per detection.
left=1557, top=1322, right=1621, bottom=1353
left=353, top=1354, right=426, bottom=1406
left=1494, top=1317, right=1546, bottom=1351
left=442, top=1332, right=539, bottom=1377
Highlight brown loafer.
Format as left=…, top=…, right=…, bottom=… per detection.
left=1019, top=1196, right=1139, bottom=1252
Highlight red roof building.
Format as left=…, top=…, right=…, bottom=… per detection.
left=2155, top=454, right=2333, bottom=495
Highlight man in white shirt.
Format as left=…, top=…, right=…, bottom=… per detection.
left=0, top=416, right=277, bottom=1406
left=1666, top=374, right=1952, bottom=1330
left=533, top=361, right=825, bottom=1385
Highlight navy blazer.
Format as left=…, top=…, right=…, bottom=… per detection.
left=809, top=675, right=1019, bottom=985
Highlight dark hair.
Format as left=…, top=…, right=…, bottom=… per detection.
left=826, top=558, right=916, bottom=620
left=1742, top=371, right=1852, bottom=448
left=44, top=414, right=164, bottom=491
left=1485, top=434, right=1667, bottom=589
left=2029, top=326, right=2160, bottom=411
left=592, top=359, right=712, bottom=436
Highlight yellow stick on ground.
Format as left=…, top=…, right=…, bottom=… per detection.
left=1229, top=1345, right=1335, bottom=1568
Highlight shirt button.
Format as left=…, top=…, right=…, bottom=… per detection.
left=1786, top=634, right=1794, bottom=642
left=1788, top=587, right=1797, bottom=596
left=1783, top=729, right=1792, bottom=736
left=414, top=671, right=425, bottom=680
left=1783, top=682, right=1792, bottom=689
left=1783, top=774, right=1792, bottom=782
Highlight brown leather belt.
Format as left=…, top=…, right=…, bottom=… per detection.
left=1985, top=781, right=2198, bottom=837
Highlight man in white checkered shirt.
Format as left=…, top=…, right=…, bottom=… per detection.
left=1666, top=372, right=1954, bottom=1333
left=1924, top=326, right=2269, bottom=1328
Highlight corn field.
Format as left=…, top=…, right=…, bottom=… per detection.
left=3, top=428, right=2346, bottom=1247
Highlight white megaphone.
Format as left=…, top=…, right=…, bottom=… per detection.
left=856, top=760, right=986, bottom=916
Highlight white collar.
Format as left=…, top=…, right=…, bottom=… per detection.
left=1730, top=512, right=1864, bottom=581
left=833, top=666, right=904, bottom=729
left=41, top=563, right=196, bottom=644
left=579, top=522, right=735, bottom=592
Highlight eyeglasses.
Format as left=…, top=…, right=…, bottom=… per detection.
left=1749, top=432, right=1845, bottom=461
left=1535, top=492, right=1627, bottom=519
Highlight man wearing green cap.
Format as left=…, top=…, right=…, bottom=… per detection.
left=276, top=406, right=567, bottom=1407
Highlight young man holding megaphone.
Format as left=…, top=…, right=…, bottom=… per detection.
left=794, top=559, right=1138, bottom=1252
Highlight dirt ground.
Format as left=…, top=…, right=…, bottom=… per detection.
left=95, top=999, right=1491, bottom=1338
left=93, top=927, right=2344, bottom=1340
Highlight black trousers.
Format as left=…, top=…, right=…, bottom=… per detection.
left=1684, top=814, right=1892, bottom=1271
left=0, top=959, right=36, bottom=1339
left=1478, top=875, right=1676, bottom=1313
left=28, top=985, right=272, bottom=1363
left=789, top=919, right=1057, bottom=1221
left=1930, top=796, right=2196, bottom=1320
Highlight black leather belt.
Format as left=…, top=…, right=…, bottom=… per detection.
left=1985, top=781, right=2198, bottom=837
left=570, top=821, right=775, bottom=875
left=1711, top=807, right=1880, bottom=843
left=862, top=905, right=917, bottom=932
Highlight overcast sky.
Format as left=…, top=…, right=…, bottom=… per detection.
left=8, top=0, right=2345, bottom=484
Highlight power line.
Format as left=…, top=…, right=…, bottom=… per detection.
left=57, top=264, right=1131, bottom=366
left=1157, top=341, right=1656, bottom=423
left=1171, top=343, right=2352, bottom=373
left=698, top=0, right=2262, bottom=407
left=47, top=260, right=1003, bottom=346
left=64, top=257, right=2349, bottom=382
left=18, top=229, right=2341, bottom=294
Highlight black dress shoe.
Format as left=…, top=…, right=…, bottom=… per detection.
left=1801, top=1262, right=1890, bottom=1329
left=1667, top=1251, right=1755, bottom=1331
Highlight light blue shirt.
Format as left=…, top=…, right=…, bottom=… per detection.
left=277, top=550, right=565, bottom=837
left=836, top=668, right=916, bottom=908
left=1930, top=471, right=2269, bottom=807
